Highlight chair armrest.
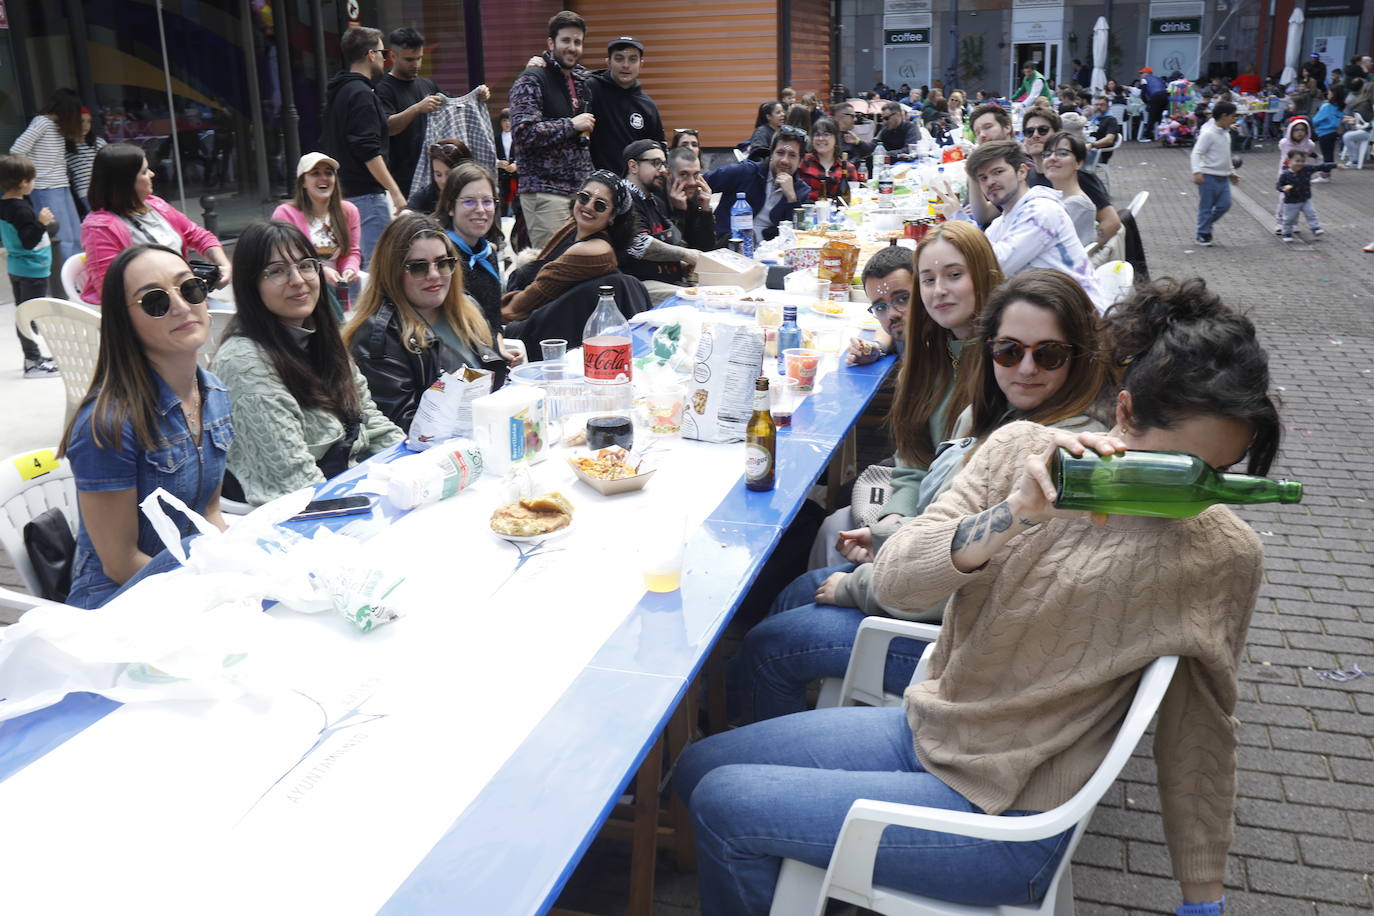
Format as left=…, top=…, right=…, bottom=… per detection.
left=832, top=618, right=941, bottom=709
left=0, top=585, right=64, bottom=614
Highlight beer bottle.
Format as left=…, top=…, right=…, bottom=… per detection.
left=1052, top=448, right=1303, bottom=519
left=745, top=376, right=776, bottom=492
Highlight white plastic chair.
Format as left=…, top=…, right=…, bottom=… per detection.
left=0, top=447, right=78, bottom=598
left=770, top=647, right=1180, bottom=916
left=199, top=309, right=236, bottom=371
left=1089, top=131, right=1124, bottom=196
left=1124, top=190, right=1149, bottom=220
left=60, top=252, right=88, bottom=302
left=1351, top=134, right=1371, bottom=170
left=17, top=298, right=102, bottom=426
left=1094, top=260, right=1135, bottom=309
left=815, top=617, right=942, bottom=709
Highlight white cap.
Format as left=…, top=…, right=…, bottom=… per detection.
left=296, top=151, right=340, bottom=178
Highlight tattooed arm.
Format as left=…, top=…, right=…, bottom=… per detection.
left=950, top=500, right=1038, bottom=572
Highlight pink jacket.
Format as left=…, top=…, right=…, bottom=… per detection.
left=79, top=196, right=222, bottom=304
left=270, top=201, right=362, bottom=277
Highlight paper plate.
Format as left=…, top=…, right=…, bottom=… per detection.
left=678, top=285, right=745, bottom=302
left=490, top=518, right=576, bottom=543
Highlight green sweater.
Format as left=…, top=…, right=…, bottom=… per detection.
left=884, top=337, right=966, bottom=519
left=212, top=335, right=404, bottom=506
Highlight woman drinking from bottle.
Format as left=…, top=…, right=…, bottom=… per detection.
left=678, top=275, right=1279, bottom=916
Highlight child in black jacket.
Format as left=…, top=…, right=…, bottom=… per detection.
left=1276, top=148, right=1335, bottom=242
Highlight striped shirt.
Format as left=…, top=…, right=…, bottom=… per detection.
left=66, top=137, right=107, bottom=200
left=10, top=116, right=70, bottom=189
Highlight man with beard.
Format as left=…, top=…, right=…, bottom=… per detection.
left=509, top=9, right=596, bottom=248
left=848, top=245, right=914, bottom=364
left=587, top=37, right=664, bottom=173
left=664, top=145, right=717, bottom=258
left=875, top=100, right=919, bottom=151
left=620, top=140, right=711, bottom=303
left=322, top=25, right=405, bottom=267
left=704, top=127, right=813, bottom=244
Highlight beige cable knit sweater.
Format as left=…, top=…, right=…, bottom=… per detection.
left=872, top=421, right=1263, bottom=886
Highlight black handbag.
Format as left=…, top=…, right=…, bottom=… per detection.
left=22, top=507, right=76, bottom=602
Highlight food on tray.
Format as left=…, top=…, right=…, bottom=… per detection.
left=570, top=448, right=643, bottom=480
left=811, top=299, right=846, bottom=316
left=682, top=287, right=698, bottom=296
left=490, top=491, right=574, bottom=537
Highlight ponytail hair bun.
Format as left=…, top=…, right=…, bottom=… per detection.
left=1103, top=276, right=1281, bottom=476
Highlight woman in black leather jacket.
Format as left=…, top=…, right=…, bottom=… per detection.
left=343, top=213, right=507, bottom=432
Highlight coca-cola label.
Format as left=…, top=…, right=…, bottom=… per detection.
left=583, top=339, right=632, bottom=382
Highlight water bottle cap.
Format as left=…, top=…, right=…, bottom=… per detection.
left=783, top=304, right=797, bottom=318
left=1278, top=480, right=1303, bottom=504
left=599, top=285, right=614, bottom=293
left=736, top=192, right=746, bottom=199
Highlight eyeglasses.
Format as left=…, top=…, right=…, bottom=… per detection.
left=866, top=290, right=911, bottom=317
left=134, top=277, right=208, bottom=318
left=674, top=128, right=699, bottom=136
left=1025, top=125, right=1053, bottom=136
left=1045, top=147, right=1076, bottom=159
left=633, top=157, right=667, bottom=169
left=403, top=256, right=459, bottom=278
left=575, top=189, right=611, bottom=213
left=456, top=196, right=498, bottom=210
left=261, top=257, right=321, bottom=285
left=367, top=48, right=385, bottom=57
left=988, top=338, right=1075, bottom=371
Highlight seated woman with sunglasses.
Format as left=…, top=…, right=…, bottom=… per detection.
left=680, top=275, right=1278, bottom=916
left=212, top=221, right=403, bottom=506
left=1040, top=131, right=1097, bottom=248
left=405, top=138, right=472, bottom=216
left=734, top=268, right=1110, bottom=723
left=80, top=142, right=231, bottom=306
left=60, top=244, right=233, bottom=608
left=500, top=170, right=634, bottom=325
left=345, top=213, right=507, bottom=431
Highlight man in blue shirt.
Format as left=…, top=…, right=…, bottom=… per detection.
left=1139, top=66, right=1169, bottom=140
left=704, top=127, right=813, bottom=244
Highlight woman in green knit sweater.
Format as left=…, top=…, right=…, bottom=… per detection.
left=213, top=220, right=403, bottom=505
left=676, top=276, right=1279, bottom=916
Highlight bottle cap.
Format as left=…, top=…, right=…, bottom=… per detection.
left=1277, top=480, right=1303, bottom=504
left=783, top=304, right=798, bottom=318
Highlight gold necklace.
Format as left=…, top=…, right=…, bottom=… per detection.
left=184, top=386, right=202, bottom=437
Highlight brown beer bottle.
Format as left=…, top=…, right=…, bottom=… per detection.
left=745, top=376, right=776, bottom=491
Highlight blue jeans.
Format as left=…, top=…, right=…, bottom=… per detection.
left=347, top=192, right=390, bottom=270
left=30, top=186, right=83, bottom=266
left=727, top=564, right=927, bottom=723
left=674, top=706, right=1074, bottom=916
left=68, top=537, right=194, bottom=609
left=1196, top=174, right=1231, bottom=237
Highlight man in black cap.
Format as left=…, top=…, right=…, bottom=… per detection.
left=620, top=139, right=712, bottom=304
left=587, top=37, right=666, bottom=172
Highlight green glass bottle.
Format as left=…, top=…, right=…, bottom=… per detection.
left=1052, top=448, right=1303, bottom=519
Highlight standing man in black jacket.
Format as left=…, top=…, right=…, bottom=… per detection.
left=322, top=25, right=405, bottom=268
left=587, top=37, right=665, bottom=173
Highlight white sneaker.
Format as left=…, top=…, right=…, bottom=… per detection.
left=23, top=358, right=60, bottom=379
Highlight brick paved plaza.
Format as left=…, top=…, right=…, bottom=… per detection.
left=2, top=141, right=1371, bottom=913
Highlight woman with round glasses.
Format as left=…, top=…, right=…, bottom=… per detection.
left=684, top=275, right=1276, bottom=916
left=1039, top=131, right=1095, bottom=248
left=435, top=162, right=507, bottom=338
left=405, top=137, right=472, bottom=215
left=271, top=152, right=361, bottom=292
left=80, top=142, right=231, bottom=306
left=60, top=244, right=233, bottom=608
left=212, top=220, right=402, bottom=505
left=500, top=170, right=633, bottom=325
left=345, top=212, right=507, bottom=431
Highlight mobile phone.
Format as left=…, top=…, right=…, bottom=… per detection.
left=288, top=495, right=375, bottom=522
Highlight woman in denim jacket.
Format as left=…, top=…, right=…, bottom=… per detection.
left=60, top=244, right=234, bottom=608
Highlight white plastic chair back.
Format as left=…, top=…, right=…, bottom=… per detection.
left=0, top=448, right=77, bottom=597
left=1094, top=260, right=1135, bottom=309
left=200, top=309, right=236, bottom=371
left=60, top=252, right=88, bottom=302
left=1125, top=190, right=1149, bottom=220
left=17, top=298, right=102, bottom=427
left=770, top=655, right=1180, bottom=916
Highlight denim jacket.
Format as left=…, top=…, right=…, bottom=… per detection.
left=66, top=367, right=233, bottom=607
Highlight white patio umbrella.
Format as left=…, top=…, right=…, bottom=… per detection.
left=1279, top=7, right=1305, bottom=87
left=1091, top=16, right=1109, bottom=94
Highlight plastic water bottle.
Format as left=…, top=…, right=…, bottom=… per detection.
left=871, top=141, right=886, bottom=182
left=730, top=192, right=754, bottom=257
left=776, top=304, right=801, bottom=373
left=582, top=285, right=632, bottom=385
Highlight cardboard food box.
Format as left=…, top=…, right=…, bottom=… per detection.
left=695, top=248, right=766, bottom=291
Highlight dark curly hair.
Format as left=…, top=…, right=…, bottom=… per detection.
left=1103, top=276, right=1280, bottom=475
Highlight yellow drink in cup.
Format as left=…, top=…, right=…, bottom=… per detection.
left=639, top=504, right=687, bottom=593
left=644, top=567, right=683, bottom=593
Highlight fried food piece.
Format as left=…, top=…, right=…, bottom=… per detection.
left=521, top=491, right=574, bottom=515
left=491, top=491, right=574, bottom=536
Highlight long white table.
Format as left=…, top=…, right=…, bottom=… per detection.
left=0, top=304, right=895, bottom=915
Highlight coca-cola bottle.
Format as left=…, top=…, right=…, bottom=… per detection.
left=582, top=285, right=632, bottom=384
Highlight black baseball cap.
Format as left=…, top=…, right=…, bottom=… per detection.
left=623, top=139, right=665, bottom=163
left=608, top=36, right=644, bottom=54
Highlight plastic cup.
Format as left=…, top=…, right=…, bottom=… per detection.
left=813, top=327, right=845, bottom=355
left=769, top=376, right=800, bottom=427
left=815, top=278, right=832, bottom=301
left=541, top=339, right=567, bottom=380
left=784, top=348, right=821, bottom=394
left=756, top=301, right=783, bottom=329
left=640, top=506, right=686, bottom=593
left=645, top=383, right=686, bottom=436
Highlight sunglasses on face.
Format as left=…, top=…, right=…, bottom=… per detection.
left=135, top=276, right=208, bottom=318
left=866, top=290, right=911, bottom=317
left=261, top=257, right=321, bottom=285
left=575, top=189, right=611, bottom=212
left=1025, top=125, right=1053, bottom=136
left=988, top=338, right=1074, bottom=371
left=403, top=256, right=459, bottom=278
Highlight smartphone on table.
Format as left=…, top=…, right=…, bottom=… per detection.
left=287, top=495, right=376, bottom=522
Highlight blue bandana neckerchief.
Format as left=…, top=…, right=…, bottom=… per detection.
left=448, top=230, right=500, bottom=282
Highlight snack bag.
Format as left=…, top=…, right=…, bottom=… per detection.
left=406, top=366, right=494, bottom=451
left=680, top=323, right=765, bottom=443
left=817, top=239, right=860, bottom=290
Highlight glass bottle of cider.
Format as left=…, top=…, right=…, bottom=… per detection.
left=1052, top=448, right=1303, bottom=519
left=745, top=377, right=776, bottom=492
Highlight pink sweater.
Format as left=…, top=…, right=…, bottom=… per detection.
left=78, top=196, right=222, bottom=304
left=269, top=201, right=362, bottom=277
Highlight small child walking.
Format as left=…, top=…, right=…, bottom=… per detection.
left=0, top=154, right=59, bottom=377
left=1276, top=148, right=1335, bottom=242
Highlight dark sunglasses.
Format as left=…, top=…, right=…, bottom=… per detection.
left=428, top=141, right=461, bottom=157
left=575, top=189, right=611, bottom=212
left=988, top=338, right=1074, bottom=371
left=1025, top=125, right=1053, bottom=136
left=403, top=256, right=459, bottom=278
left=135, top=277, right=208, bottom=318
